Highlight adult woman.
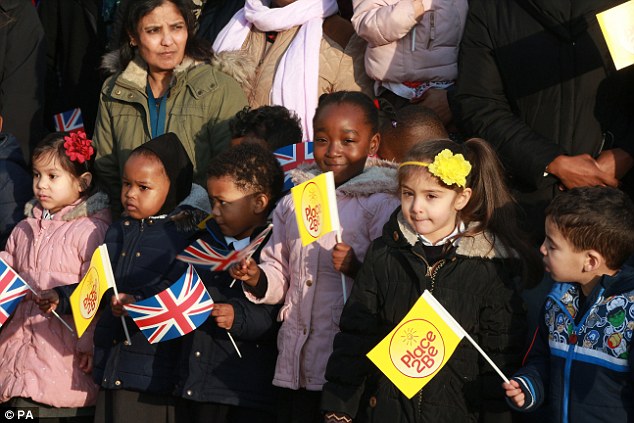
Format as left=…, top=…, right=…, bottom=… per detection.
left=93, top=0, right=247, bottom=205
left=212, top=0, right=372, bottom=140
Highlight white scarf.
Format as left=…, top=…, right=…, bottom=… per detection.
left=213, top=0, right=339, bottom=141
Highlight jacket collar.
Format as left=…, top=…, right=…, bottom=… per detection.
left=25, top=191, right=110, bottom=222
left=386, top=207, right=515, bottom=260
left=290, top=157, right=398, bottom=197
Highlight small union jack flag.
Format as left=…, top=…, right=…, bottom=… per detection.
left=0, top=258, right=30, bottom=328
left=177, top=224, right=273, bottom=270
left=53, top=108, right=84, bottom=133
left=124, top=265, right=214, bottom=344
left=274, top=142, right=315, bottom=191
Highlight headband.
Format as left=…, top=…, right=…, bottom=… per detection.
left=399, top=149, right=472, bottom=188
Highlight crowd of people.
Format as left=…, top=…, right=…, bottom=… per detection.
left=0, top=0, right=633, bottom=422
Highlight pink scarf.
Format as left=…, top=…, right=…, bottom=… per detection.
left=213, top=0, right=339, bottom=141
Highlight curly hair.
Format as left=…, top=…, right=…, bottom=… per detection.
left=229, top=105, right=303, bottom=151
left=207, top=143, right=284, bottom=211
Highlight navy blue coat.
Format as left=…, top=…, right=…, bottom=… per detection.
left=174, top=220, right=280, bottom=412
left=93, top=208, right=202, bottom=395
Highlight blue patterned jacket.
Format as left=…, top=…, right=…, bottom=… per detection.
left=510, top=266, right=634, bottom=423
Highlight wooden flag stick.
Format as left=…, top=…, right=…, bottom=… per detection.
left=110, top=282, right=132, bottom=346
left=335, top=230, right=347, bottom=304
left=226, top=331, right=242, bottom=358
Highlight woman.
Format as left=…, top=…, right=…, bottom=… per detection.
left=212, top=0, right=372, bottom=141
left=93, top=0, right=247, bottom=206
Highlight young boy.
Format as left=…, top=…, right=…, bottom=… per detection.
left=174, top=142, right=284, bottom=423
left=503, top=186, right=634, bottom=422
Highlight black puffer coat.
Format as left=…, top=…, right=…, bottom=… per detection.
left=321, top=209, right=527, bottom=423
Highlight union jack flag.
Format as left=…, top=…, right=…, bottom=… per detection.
left=177, top=224, right=273, bottom=270
left=274, top=142, right=315, bottom=191
left=0, top=258, right=30, bottom=328
left=53, top=108, right=84, bottom=133
left=124, top=265, right=214, bottom=344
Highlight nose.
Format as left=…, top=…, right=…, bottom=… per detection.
left=211, top=201, right=221, bottom=217
left=161, top=30, right=174, bottom=46
left=539, top=242, right=547, bottom=256
left=325, top=141, right=340, bottom=157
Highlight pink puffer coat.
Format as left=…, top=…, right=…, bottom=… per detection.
left=0, top=192, right=111, bottom=407
left=244, top=159, right=400, bottom=391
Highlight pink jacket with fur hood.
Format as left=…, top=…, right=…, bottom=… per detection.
left=244, top=159, right=400, bottom=391
left=0, top=192, right=111, bottom=407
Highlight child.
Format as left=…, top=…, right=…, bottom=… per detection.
left=229, top=105, right=303, bottom=151
left=91, top=132, right=210, bottom=423
left=351, top=0, right=468, bottom=125
left=230, top=91, right=401, bottom=422
left=175, top=142, right=284, bottom=423
left=503, top=187, right=634, bottom=423
left=0, top=131, right=110, bottom=417
left=377, top=105, right=448, bottom=162
left=321, top=138, right=542, bottom=422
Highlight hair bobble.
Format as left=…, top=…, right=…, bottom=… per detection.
left=399, top=149, right=472, bottom=188
left=63, top=131, right=94, bottom=164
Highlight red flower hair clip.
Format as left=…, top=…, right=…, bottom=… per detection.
left=63, top=131, right=94, bottom=163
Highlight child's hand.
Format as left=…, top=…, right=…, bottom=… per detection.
left=34, top=289, right=60, bottom=313
left=77, top=351, right=93, bottom=374
left=332, top=242, right=361, bottom=278
left=503, top=379, right=525, bottom=408
left=111, top=293, right=135, bottom=317
left=229, top=258, right=261, bottom=287
left=212, top=303, right=235, bottom=330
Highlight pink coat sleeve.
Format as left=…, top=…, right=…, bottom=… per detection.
left=352, top=0, right=419, bottom=46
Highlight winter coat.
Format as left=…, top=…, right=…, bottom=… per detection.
left=93, top=53, right=248, bottom=204
left=174, top=220, right=280, bottom=412
left=321, top=209, right=527, bottom=423
left=510, top=268, right=634, bottom=423
left=454, top=0, right=634, bottom=235
left=215, top=14, right=372, bottom=110
left=38, top=0, right=106, bottom=137
left=197, top=0, right=245, bottom=45
left=0, top=192, right=111, bottom=407
left=92, top=185, right=209, bottom=395
left=244, top=159, right=400, bottom=391
left=0, top=0, right=46, bottom=157
left=0, top=133, right=32, bottom=249
left=352, top=0, right=468, bottom=83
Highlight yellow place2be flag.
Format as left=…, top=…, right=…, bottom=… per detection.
left=367, top=290, right=468, bottom=399
left=597, top=0, right=634, bottom=70
left=291, top=171, right=340, bottom=246
left=70, top=244, right=115, bottom=338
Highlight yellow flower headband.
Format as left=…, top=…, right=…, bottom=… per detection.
left=399, top=149, right=472, bottom=188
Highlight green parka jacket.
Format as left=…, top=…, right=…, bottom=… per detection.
left=93, top=53, right=247, bottom=203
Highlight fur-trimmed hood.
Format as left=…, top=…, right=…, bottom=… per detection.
left=290, top=157, right=398, bottom=197
left=395, top=209, right=515, bottom=259
left=25, top=191, right=110, bottom=222
left=101, top=50, right=203, bottom=90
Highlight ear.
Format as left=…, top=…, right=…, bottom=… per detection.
left=368, top=132, right=380, bottom=156
left=78, top=172, right=93, bottom=193
left=128, top=32, right=137, bottom=47
left=253, top=193, right=270, bottom=215
left=454, top=187, right=472, bottom=211
left=583, top=250, right=605, bottom=273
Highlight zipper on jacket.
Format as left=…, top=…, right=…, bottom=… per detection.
left=427, top=11, right=436, bottom=49
left=120, top=219, right=145, bottom=291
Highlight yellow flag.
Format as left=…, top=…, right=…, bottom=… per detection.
left=291, top=171, right=340, bottom=246
left=597, top=0, right=634, bottom=70
left=367, top=290, right=467, bottom=399
left=70, top=244, right=114, bottom=338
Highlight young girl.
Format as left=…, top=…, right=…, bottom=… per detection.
left=230, top=91, right=401, bottom=422
left=0, top=131, right=111, bottom=418
left=175, top=143, right=284, bottom=423
left=91, top=132, right=210, bottom=423
left=320, top=138, right=542, bottom=422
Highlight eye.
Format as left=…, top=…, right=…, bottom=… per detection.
left=426, top=194, right=437, bottom=200
left=173, top=23, right=185, bottom=30
left=343, top=138, right=355, bottom=144
left=314, top=137, right=327, bottom=144
left=122, top=181, right=131, bottom=187
left=49, top=174, right=58, bottom=180
left=139, top=185, right=149, bottom=191
left=401, top=190, right=413, bottom=197
left=33, top=172, right=40, bottom=178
